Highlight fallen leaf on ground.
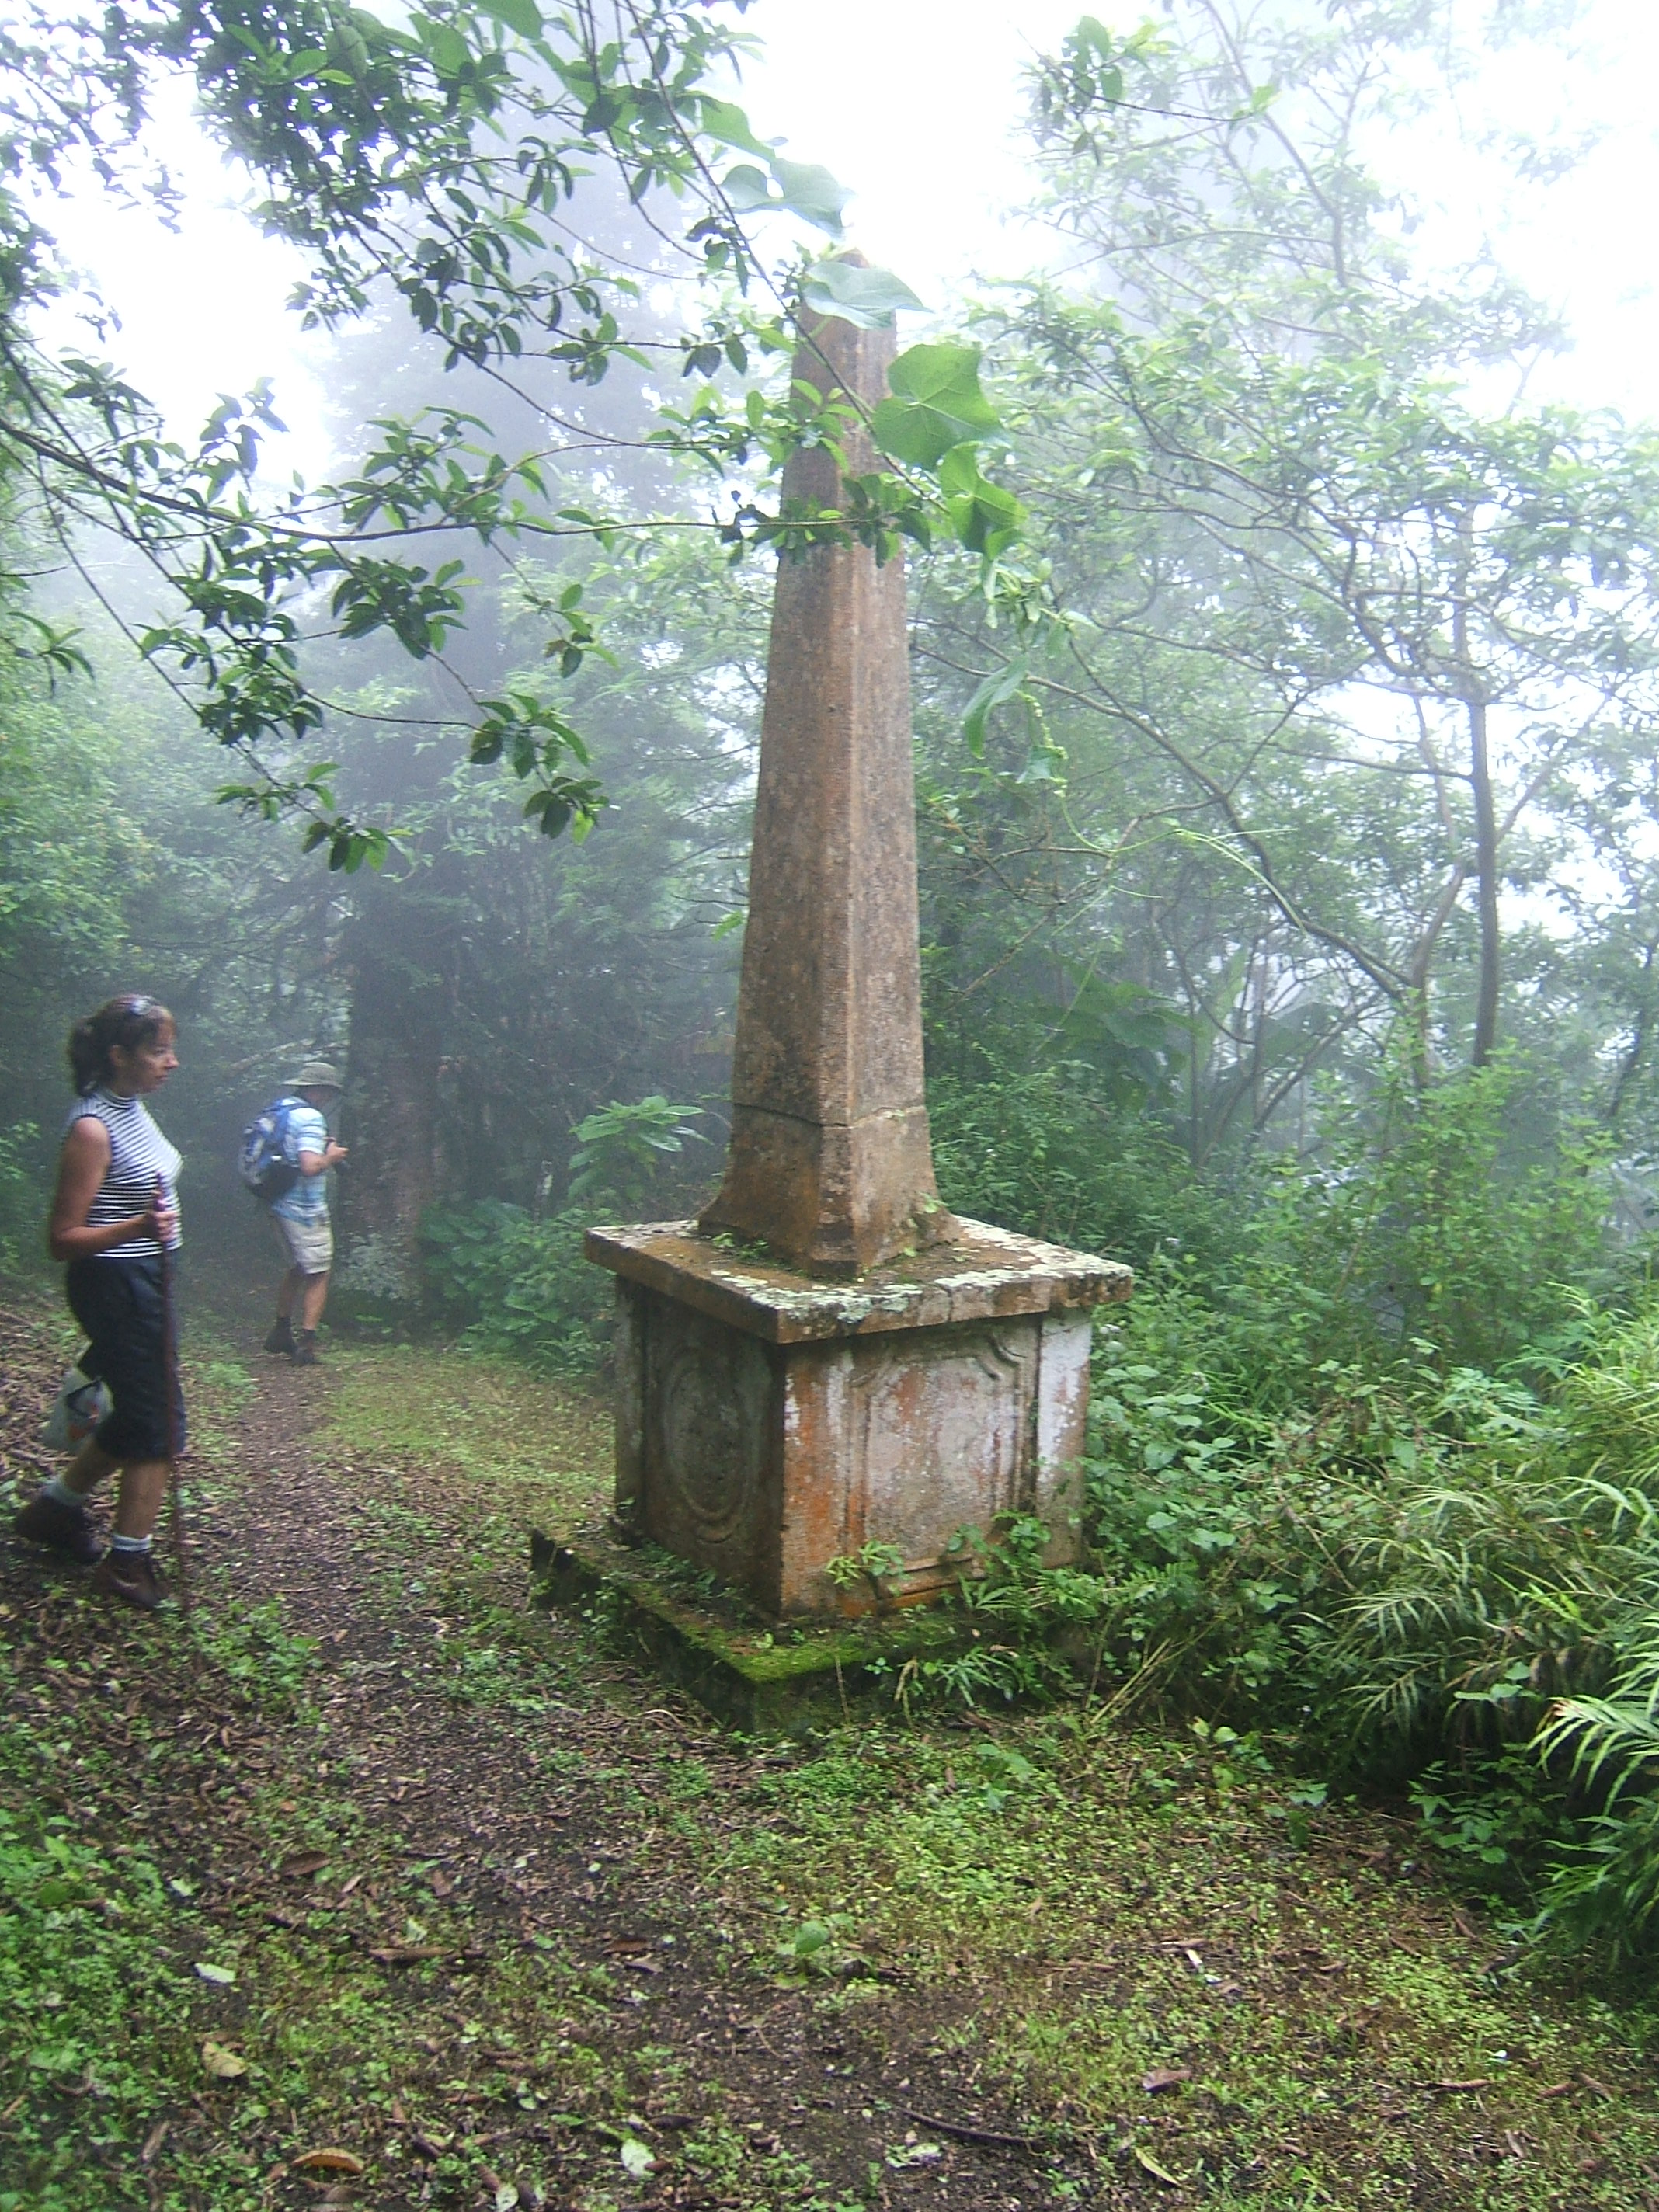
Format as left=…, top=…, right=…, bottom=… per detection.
left=292, top=2148, right=366, bottom=2175
left=886, top=2141, right=943, bottom=2169
left=1141, top=2068, right=1191, bottom=2094
left=194, top=1962, right=235, bottom=1985
left=201, top=2040, right=247, bottom=2079
left=140, top=2119, right=169, bottom=2163
left=280, top=1851, right=330, bottom=1880
left=619, top=2138, right=655, bottom=2178
left=1132, top=2144, right=1181, bottom=2186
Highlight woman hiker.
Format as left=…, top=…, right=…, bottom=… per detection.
left=12, top=994, right=185, bottom=1609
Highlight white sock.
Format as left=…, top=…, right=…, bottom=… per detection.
left=43, top=1476, right=84, bottom=1508
left=110, top=1532, right=152, bottom=1556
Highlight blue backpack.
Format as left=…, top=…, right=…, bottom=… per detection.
left=238, top=1095, right=302, bottom=1205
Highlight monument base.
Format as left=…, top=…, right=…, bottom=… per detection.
left=530, top=1524, right=976, bottom=1734
left=583, top=1217, right=1131, bottom=1620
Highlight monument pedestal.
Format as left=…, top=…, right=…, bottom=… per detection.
left=586, top=1218, right=1130, bottom=1619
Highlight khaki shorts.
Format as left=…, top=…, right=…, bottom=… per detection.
left=271, top=1212, right=334, bottom=1276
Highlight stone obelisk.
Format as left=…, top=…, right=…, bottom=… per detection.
left=584, top=294, right=1129, bottom=1624
left=699, top=307, right=940, bottom=1275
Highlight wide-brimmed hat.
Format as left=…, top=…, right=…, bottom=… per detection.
left=294, top=1059, right=343, bottom=1091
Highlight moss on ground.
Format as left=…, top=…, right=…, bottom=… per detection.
left=4, top=1310, right=1659, bottom=2210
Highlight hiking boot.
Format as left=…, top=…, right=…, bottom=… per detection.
left=14, top=1491, right=103, bottom=1564
left=263, top=1317, right=295, bottom=1355
left=291, top=1330, right=320, bottom=1366
left=90, top=1547, right=166, bottom=1612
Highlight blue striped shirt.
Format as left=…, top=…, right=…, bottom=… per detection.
left=65, top=1090, right=182, bottom=1260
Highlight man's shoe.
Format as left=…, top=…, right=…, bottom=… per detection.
left=14, top=1491, right=103, bottom=1564
left=90, top=1548, right=165, bottom=1612
left=291, top=1330, right=320, bottom=1367
left=264, top=1317, right=295, bottom=1355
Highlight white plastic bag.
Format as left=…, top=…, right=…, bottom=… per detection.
left=42, top=1364, right=112, bottom=1452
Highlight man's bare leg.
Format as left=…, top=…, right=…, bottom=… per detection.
left=301, top=1269, right=330, bottom=1330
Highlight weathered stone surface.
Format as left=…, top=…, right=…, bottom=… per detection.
left=592, top=1219, right=1126, bottom=1616
left=697, top=303, right=938, bottom=1275
left=586, top=1216, right=1129, bottom=1343
left=530, top=1524, right=976, bottom=1735
left=577, top=287, right=1136, bottom=1627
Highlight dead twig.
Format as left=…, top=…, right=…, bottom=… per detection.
left=899, top=2106, right=1051, bottom=2152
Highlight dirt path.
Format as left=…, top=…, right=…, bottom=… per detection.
left=228, top=1354, right=1041, bottom=2207
left=1, top=1299, right=1052, bottom=2212
left=7, top=1290, right=1659, bottom=2212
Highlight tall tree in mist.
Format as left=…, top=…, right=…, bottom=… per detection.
left=916, top=0, right=1659, bottom=1174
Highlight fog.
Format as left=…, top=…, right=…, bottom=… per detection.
left=37, top=0, right=1659, bottom=473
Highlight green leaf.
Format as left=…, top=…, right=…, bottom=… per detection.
left=801, top=257, right=924, bottom=330
left=769, top=159, right=850, bottom=235
left=962, top=654, right=1029, bottom=756
left=423, top=21, right=469, bottom=75
left=872, top=343, right=1000, bottom=465
left=475, top=0, right=542, bottom=37
left=619, top=2137, right=655, bottom=2179
left=696, top=96, right=773, bottom=160
left=938, top=443, right=1025, bottom=556
left=722, top=163, right=776, bottom=214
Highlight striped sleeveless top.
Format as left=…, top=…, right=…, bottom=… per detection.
left=65, top=1090, right=183, bottom=1260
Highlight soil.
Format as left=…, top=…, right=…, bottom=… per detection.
left=8, top=1282, right=1659, bottom=2212
left=0, top=1292, right=1059, bottom=2212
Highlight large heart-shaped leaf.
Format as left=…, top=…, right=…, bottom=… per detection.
left=872, top=343, right=1002, bottom=466
left=769, top=159, right=851, bottom=235
left=801, top=257, right=925, bottom=329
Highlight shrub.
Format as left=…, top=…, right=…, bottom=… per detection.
left=419, top=1095, right=709, bottom=1373
left=421, top=1199, right=607, bottom=1373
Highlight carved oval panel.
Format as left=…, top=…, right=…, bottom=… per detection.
left=646, top=1306, right=774, bottom=1552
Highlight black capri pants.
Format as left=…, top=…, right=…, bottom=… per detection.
left=65, top=1256, right=187, bottom=1462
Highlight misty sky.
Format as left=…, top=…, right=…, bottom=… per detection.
left=35, top=0, right=1659, bottom=473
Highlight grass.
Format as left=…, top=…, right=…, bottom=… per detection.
left=710, top=1722, right=1659, bottom=2206
left=312, top=1339, right=612, bottom=1525
left=6, top=1310, right=1659, bottom=2209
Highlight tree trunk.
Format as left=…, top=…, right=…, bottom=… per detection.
left=1466, top=691, right=1501, bottom=1068
left=336, top=941, right=445, bottom=1303
left=1454, top=516, right=1501, bottom=1069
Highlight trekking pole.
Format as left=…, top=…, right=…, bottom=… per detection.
left=156, top=1174, right=192, bottom=1618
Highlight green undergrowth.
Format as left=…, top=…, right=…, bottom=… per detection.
left=13, top=1310, right=1659, bottom=2209
left=708, top=1717, right=1659, bottom=2208
left=2, top=1319, right=864, bottom=2212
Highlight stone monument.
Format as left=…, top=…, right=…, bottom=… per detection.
left=586, top=301, right=1130, bottom=1620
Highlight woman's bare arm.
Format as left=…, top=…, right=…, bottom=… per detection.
left=47, top=1118, right=176, bottom=1261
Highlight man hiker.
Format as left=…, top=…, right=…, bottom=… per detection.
left=263, top=1060, right=347, bottom=1365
